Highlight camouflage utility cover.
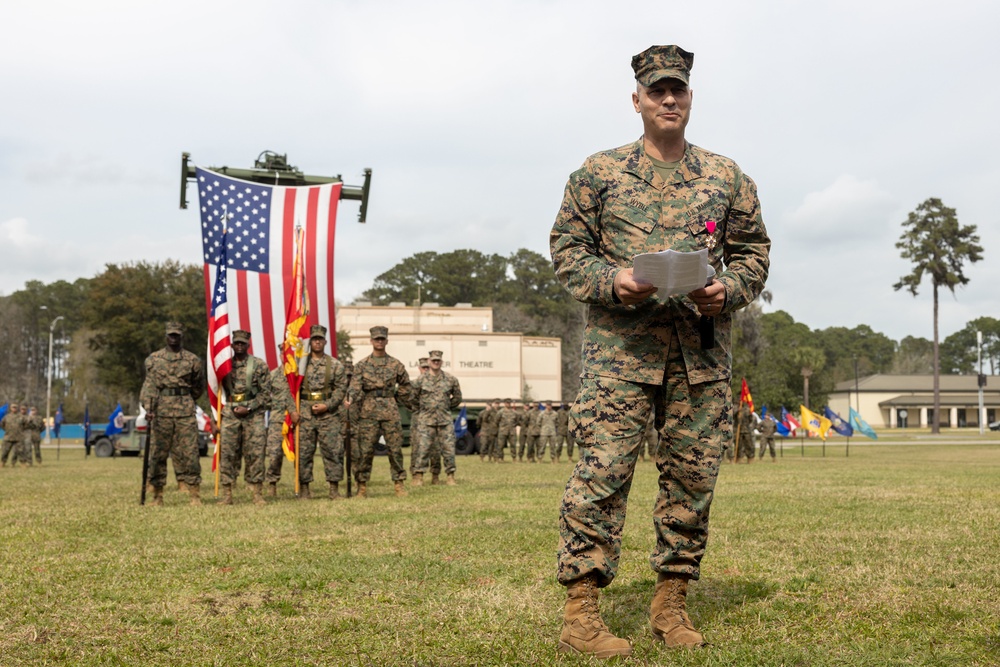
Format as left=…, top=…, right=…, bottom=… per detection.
left=550, top=139, right=770, bottom=386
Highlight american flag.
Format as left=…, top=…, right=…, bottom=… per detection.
left=206, top=224, right=233, bottom=435
left=197, top=167, right=342, bottom=370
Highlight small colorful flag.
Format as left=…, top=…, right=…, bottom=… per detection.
left=849, top=407, right=879, bottom=440
left=104, top=403, right=125, bottom=436
left=824, top=407, right=853, bottom=437
left=740, top=378, right=754, bottom=413
left=800, top=405, right=832, bottom=440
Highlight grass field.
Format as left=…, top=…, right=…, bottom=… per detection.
left=1, top=442, right=999, bottom=666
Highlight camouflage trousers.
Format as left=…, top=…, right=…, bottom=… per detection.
left=539, top=434, right=556, bottom=460
left=480, top=431, right=496, bottom=460
left=265, top=415, right=289, bottom=484
left=219, top=411, right=267, bottom=486
left=525, top=435, right=539, bottom=461
left=557, top=347, right=731, bottom=587
left=409, top=421, right=425, bottom=475
left=494, top=428, right=515, bottom=460
left=355, top=418, right=405, bottom=483
left=758, top=436, right=776, bottom=459
left=565, top=433, right=577, bottom=461
left=2, top=438, right=30, bottom=465
left=554, top=433, right=567, bottom=460
left=414, top=423, right=455, bottom=475
left=147, top=415, right=201, bottom=489
left=736, top=430, right=755, bottom=461
left=298, top=410, right=344, bottom=485
left=31, top=435, right=42, bottom=464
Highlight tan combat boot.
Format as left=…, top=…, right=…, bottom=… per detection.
left=446, top=473, right=456, bottom=486
left=299, top=483, right=311, bottom=500
left=650, top=573, right=704, bottom=648
left=394, top=480, right=407, bottom=497
left=219, top=484, right=234, bottom=505
left=178, top=480, right=188, bottom=493
left=188, top=483, right=202, bottom=506
left=150, top=486, right=164, bottom=507
left=412, top=472, right=424, bottom=487
left=558, top=576, right=632, bottom=658
left=431, top=473, right=440, bottom=485
left=357, top=482, right=368, bottom=498
left=252, top=483, right=266, bottom=506
left=267, top=482, right=277, bottom=497
left=329, top=482, right=341, bottom=500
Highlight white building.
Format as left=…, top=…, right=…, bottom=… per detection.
left=827, top=374, right=999, bottom=429
left=337, top=303, right=562, bottom=403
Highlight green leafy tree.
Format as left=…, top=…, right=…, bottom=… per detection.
left=363, top=250, right=509, bottom=306
left=893, top=198, right=984, bottom=433
left=940, top=317, right=1000, bottom=375
left=83, top=261, right=207, bottom=404
left=814, top=324, right=896, bottom=385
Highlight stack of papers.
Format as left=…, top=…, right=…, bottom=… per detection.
left=632, top=248, right=715, bottom=296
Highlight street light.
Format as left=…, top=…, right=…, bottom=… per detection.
left=44, top=311, right=64, bottom=444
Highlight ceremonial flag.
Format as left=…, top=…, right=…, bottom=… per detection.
left=105, top=403, right=125, bottom=436
left=197, top=167, right=342, bottom=371
left=454, top=406, right=468, bottom=439
left=800, top=405, right=832, bottom=440
left=195, top=405, right=213, bottom=433
left=281, top=226, right=311, bottom=462
left=740, top=378, right=754, bottom=413
left=780, top=406, right=799, bottom=436
left=206, top=223, right=234, bottom=418
left=849, top=407, right=879, bottom=439
left=824, top=406, right=853, bottom=437
left=54, top=403, right=64, bottom=438
left=0, top=403, right=8, bottom=424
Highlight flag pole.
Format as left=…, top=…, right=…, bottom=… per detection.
left=294, top=393, right=301, bottom=495
left=214, top=391, right=223, bottom=497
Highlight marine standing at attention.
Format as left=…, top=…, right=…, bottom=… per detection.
left=217, top=329, right=271, bottom=505
left=550, top=45, right=770, bottom=657
left=410, top=350, right=463, bottom=486
left=296, top=325, right=348, bottom=500
left=349, top=326, right=413, bottom=498
left=141, top=322, right=206, bottom=506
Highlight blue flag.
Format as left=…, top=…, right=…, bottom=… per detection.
left=824, top=407, right=853, bottom=437
left=54, top=403, right=64, bottom=438
left=454, top=405, right=468, bottom=439
left=0, top=403, right=8, bottom=423
left=849, top=407, right=878, bottom=440
left=775, top=406, right=791, bottom=436
left=105, top=403, right=125, bottom=436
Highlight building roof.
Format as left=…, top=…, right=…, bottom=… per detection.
left=879, top=393, right=1000, bottom=407
left=834, top=374, right=1000, bottom=393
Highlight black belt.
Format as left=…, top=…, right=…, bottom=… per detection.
left=160, top=387, right=189, bottom=397
left=366, top=389, right=392, bottom=398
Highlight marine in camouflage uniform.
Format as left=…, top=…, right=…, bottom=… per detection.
left=410, top=358, right=439, bottom=479
left=1, top=403, right=23, bottom=467
left=140, top=322, right=206, bottom=506
left=265, top=346, right=299, bottom=495
left=554, top=403, right=570, bottom=462
left=734, top=403, right=755, bottom=463
left=349, top=326, right=413, bottom=497
left=551, top=45, right=770, bottom=656
left=516, top=402, right=531, bottom=461
left=527, top=404, right=542, bottom=462
left=218, top=330, right=271, bottom=505
left=494, top=399, right=517, bottom=462
left=297, top=325, right=348, bottom=499
left=410, top=349, right=463, bottom=485
left=483, top=399, right=502, bottom=462
left=539, top=402, right=558, bottom=462
left=757, top=415, right=777, bottom=461
left=27, top=407, right=43, bottom=464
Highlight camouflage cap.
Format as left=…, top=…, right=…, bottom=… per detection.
left=370, top=326, right=388, bottom=339
left=165, top=321, right=184, bottom=335
left=429, top=350, right=443, bottom=360
left=232, top=329, right=251, bottom=343
left=418, top=357, right=430, bottom=368
left=631, top=45, right=694, bottom=87
left=310, top=324, right=327, bottom=339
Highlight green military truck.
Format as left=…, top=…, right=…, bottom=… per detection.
left=89, top=415, right=210, bottom=458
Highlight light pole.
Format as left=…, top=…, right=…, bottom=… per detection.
left=45, top=313, right=64, bottom=444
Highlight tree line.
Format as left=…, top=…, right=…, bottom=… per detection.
left=1, top=223, right=990, bottom=421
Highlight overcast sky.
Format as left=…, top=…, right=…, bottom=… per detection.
left=2, top=0, right=997, bottom=345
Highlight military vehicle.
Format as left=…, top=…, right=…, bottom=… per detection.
left=90, top=416, right=210, bottom=458
left=180, top=150, right=372, bottom=222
